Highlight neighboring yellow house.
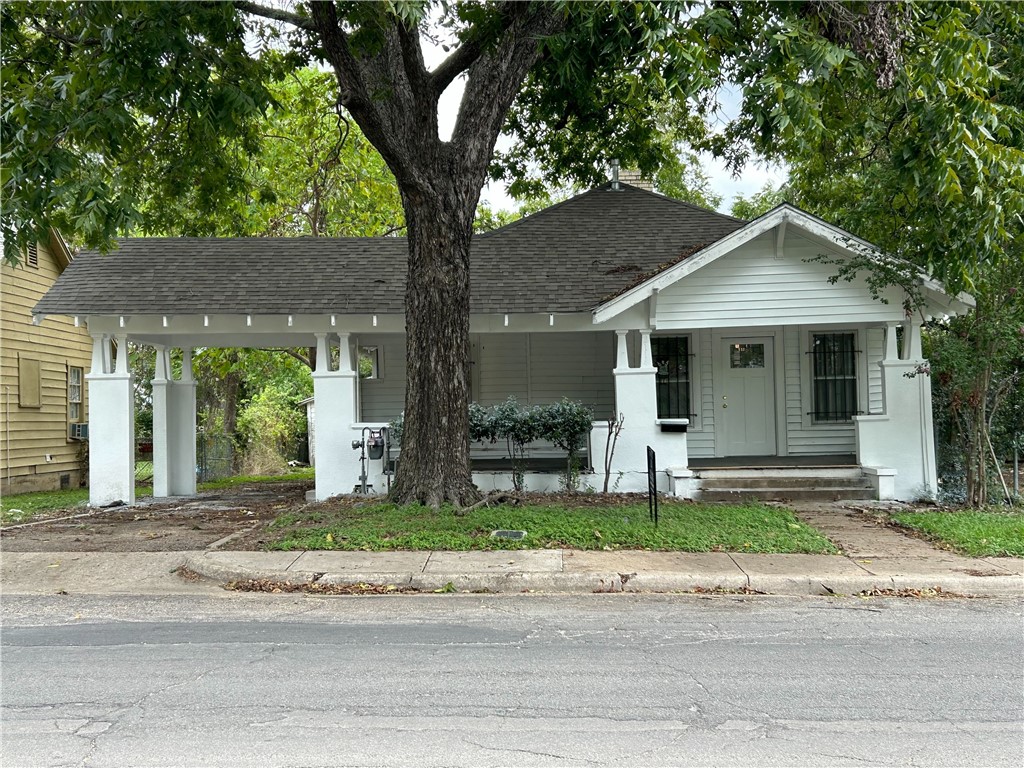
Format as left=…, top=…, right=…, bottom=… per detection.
left=1, top=231, right=93, bottom=494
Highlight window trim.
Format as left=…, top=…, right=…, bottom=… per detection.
left=802, top=329, right=866, bottom=427
left=651, top=332, right=699, bottom=430
left=68, top=365, right=83, bottom=423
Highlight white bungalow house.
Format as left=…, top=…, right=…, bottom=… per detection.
left=33, top=183, right=971, bottom=506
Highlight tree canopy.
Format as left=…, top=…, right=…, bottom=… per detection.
left=4, top=0, right=1022, bottom=505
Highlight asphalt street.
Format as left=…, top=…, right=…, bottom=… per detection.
left=2, top=593, right=1022, bottom=767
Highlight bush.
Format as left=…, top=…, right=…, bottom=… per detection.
left=388, top=398, right=595, bottom=491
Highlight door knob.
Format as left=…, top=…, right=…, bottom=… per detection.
left=722, top=404, right=728, bottom=409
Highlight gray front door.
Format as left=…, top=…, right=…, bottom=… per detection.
left=720, top=337, right=776, bottom=456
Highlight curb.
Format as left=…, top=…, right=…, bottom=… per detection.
left=184, top=553, right=1024, bottom=597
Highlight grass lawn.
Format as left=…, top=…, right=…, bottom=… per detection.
left=891, top=508, right=1024, bottom=557
left=0, top=467, right=315, bottom=525
left=267, top=500, right=839, bottom=554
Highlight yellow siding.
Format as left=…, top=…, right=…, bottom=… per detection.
left=1, top=238, right=94, bottom=494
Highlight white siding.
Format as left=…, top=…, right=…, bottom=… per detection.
left=866, top=327, right=884, bottom=414
left=655, top=232, right=906, bottom=329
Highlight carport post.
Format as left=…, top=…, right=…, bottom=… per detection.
left=312, top=332, right=357, bottom=500
left=152, top=346, right=197, bottom=498
left=86, top=333, right=135, bottom=506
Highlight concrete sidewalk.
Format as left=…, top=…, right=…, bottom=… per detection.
left=182, top=547, right=1023, bottom=596
left=3, top=505, right=1021, bottom=597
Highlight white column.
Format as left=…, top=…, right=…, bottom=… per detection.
left=639, top=329, right=653, bottom=368
left=884, top=323, right=899, bottom=360
left=168, top=348, right=198, bottom=496
left=610, top=328, right=688, bottom=494
left=152, top=347, right=198, bottom=498
left=855, top=319, right=937, bottom=499
left=614, top=330, right=630, bottom=371
left=151, top=346, right=172, bottom=497
left=312, top=332, right=359, bottom=500
left=87, top=334, right=135, bottom=506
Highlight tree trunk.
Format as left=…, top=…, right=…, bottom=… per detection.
left=389, top=181, right=480, bottom=507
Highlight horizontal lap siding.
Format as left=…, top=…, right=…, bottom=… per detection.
left=655, top=233, right=905, bottom=328
left=357, top=335, right=406, bottom=422
left=783, top=326, right=855, bottom=455
left=529, top=333, right=614, bottom=418
left=687, top=328, right=715, bottom=458
left=478, top=335, right=529, bottom=405
left=866, top=327, right=884, bottom=414
left=357, top=332, right=615, bottom=425
left=1, top=245, right=93, bottom=488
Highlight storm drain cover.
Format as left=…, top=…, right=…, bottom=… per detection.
left=490, top=529, right=527, bottom=540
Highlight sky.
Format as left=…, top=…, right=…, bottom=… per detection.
left=428, top=54, right=788, bottom=216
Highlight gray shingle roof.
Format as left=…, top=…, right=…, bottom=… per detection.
left=34, top=183, right=746, bottom=317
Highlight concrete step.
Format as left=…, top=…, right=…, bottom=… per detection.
left=695, top=467, right=864, bottom=480
left=697, top=487, right=877, bottom=502
left=697, top=476, right=873, bottom=490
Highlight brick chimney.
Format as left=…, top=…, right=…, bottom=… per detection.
left=616, top=168, right=655, bottom=192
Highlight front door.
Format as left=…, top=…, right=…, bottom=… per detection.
left=720, top=337, right=776, bottom=456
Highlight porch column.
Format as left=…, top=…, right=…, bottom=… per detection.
left=855, top=320, right=937, bottom=499
left=87, top=334, right=135, bottom=506
left=608, top=329, right=690, bottom=494
left=312, top=332, right=358, bottom=500
left=153, top=346, right=198, bottom=498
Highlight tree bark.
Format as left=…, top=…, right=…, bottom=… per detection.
left=303, top=1, right=566, bottom=506
left=388, top=178, right=479, bottom=507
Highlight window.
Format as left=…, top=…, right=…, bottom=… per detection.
left=652, top=336, right=691, bottom=419
left=68, top=366, right=83, bottom=421
left=358, top=346, right=379, bottom=379
left=809, top=333, right=858, bottom=422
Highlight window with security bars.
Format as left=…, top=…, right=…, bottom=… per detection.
left=809, top=333, right=858, bottom=421
left=652, top=336, right=691, bottom=419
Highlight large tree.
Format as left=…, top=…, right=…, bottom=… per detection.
left=4, top=1, right=1021, bottom=506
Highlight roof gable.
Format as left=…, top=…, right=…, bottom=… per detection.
left=592, top=204, right=973, bottom=323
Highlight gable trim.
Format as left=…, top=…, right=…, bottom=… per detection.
left=591, top=204, right=972, bottom=324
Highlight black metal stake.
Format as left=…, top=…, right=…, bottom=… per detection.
left=647, top=446, right=658, bottom=528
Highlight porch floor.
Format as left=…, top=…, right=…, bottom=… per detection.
left=688, top=454, right=858, bottom=469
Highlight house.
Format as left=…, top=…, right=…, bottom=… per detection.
left=32, top=183, right=972, bottom=506
left=1, top=230, right=92, bottom=494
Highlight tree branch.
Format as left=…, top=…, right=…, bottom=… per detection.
left=233, top=0, right=315, bottom=31
left=429, top=2, right=518, bottom=95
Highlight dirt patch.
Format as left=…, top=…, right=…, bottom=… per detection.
left=0, top=481, right=311, bottom=553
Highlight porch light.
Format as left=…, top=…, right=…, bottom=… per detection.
left=504, top=314, right=509, bottom=327
left=203, top=315, right=209, bottom=327
left=246, top=315, right=252, bottom=327
left=373, top=314, right=378, bottom=327
left=549, top=314, right=554, bottom=326
left=162, top=316, right=169, bottom=327
left=288, top=315, right=293, bottom=327
left=74, top=317, right=80, bottom=327
left=119, top=316, right=125, bottom=328
left=331, top=315, right=336, bottom=327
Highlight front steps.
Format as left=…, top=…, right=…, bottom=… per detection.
left=693, top=467, right=876, bottom=502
